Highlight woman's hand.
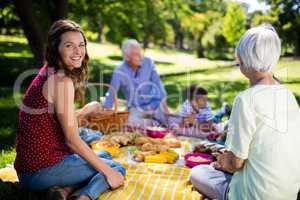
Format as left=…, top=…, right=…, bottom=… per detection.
left=215, top=152, right=232, bottom=172
left=53, top=76, right=124, bottom=191
left=76, top=101, right=103, bottom=117
left=105, top=169, right=125, bottom=189
left=213, top=151, right=245, bottom=173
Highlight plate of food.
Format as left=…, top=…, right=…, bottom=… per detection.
left=184, top=152, right=213, bottom=168
left=193, top=143, right=225, bottom=153
left=132, top=148, right=179, bottom=164
left=90, top=140, right=120, bottom=157
left=146, top=126, right=170, bottom=138
left=133, top=136, right=181, bottom=148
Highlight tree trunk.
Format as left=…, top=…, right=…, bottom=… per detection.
left=174, top=34, right=177, bottom=48
left=97, top=24, right=103, bottom=43
left=13, top=0, right=45, bottom=65
left=178, top=32, right=184, bottom=49
left=143, top=35, right=149, bottom=49
left=174, top=32, right=184, bottom=49
left=196, top=34, right=204, bottom=58
left=13, top=0, right=69, bottom=65
left=196, top=45, right=204, bottom=58
left=294, top=36, right=300, bottom=57
left=50, top=0, right=68, bottom=21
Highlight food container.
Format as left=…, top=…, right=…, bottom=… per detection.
left=184, top=152, right=213, bottom=168
left=146, top=126, right=169, bottom=138
left=91, top=140, right=120, bottom=157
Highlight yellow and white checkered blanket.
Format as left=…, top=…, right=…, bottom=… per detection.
left=0, top=137, right=204, bottom=200
left=99, top=137, right=204, bottom=200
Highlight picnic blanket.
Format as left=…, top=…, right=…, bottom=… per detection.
left=98, top=137, right=204, bottom=200
left=0, top=137, right=205, bottom=200
left=98, top=163, right=202, bottom=200
left=0, top=164, right=18, bottom=183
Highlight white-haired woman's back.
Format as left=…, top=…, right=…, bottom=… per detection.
left=189, top=25, right=300, bottom=200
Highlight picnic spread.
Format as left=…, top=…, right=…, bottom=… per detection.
left=0, top=125, right=227, bottom=200
left=3, top=23, right=299, bottom=200
left=1, top=77, right=230, bottom=199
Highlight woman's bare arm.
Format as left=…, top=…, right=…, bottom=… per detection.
left=51, top=75, right=124, bottom=189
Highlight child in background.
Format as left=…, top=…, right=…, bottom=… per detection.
left=168, top=84, right=230, bottom=138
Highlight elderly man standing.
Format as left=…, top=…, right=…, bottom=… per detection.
left=103, top=39, right=170, bottom=127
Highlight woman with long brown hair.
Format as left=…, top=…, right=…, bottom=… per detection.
left=14, top=20, right=125, bottom=200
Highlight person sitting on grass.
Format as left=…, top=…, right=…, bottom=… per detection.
left=103, top=39, right=170, bottom=128
left=189, top=24, right=300, bottom=200
left=14, top=20, right=125, bottom=200
left=168, top=84, right=230, bottom=138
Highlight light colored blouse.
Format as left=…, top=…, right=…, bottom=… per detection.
left=226, top=84, right=300, bottom=200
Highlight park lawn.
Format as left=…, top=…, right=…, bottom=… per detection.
left=0, top=35, right=300, bottom=168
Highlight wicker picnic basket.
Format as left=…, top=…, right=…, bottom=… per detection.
left=78, top=83, right=129, bottom=134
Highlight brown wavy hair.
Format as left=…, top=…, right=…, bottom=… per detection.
left=45, top=19, right=89, bottom=101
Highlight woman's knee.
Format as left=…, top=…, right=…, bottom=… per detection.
left=113, top=165, right=126, bottom=176
left=190, top=165, right=231, bottom=200
left=97, top=155, right=126, bottom=176
left=190, top=165, right=212, bottom=185
left=189, top=165, right=220, bottom=199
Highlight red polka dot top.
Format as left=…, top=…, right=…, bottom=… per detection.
left=14, top=64, right=72, bottom=174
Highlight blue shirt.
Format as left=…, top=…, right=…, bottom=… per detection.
left=180, top=100, right=213, bottom=122
left=103, top=57, right=167, bottom=110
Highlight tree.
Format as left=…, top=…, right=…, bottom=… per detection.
left=12, top=0, right=68, bottom=65
left=0, top=0, right=21, bottom=35
left=190, top=0, right=227, bottom=14
left=69, top=0, right=167, bottom=48
left=223, top=3, right=247, bottom=46
left=261, top=0, right=300, bottom=56
left=201, top=12, right=231, bottom=59
left=250, top=11, right=277, bottom=27
left=181, top=12, right=208, bottom=56
left=180, top=0, right=229, bottom=58
left=140, top=0, right=166, bottom=48
left=162, top=0, right=193, bottom=49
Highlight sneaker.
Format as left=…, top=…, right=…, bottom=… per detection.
left=45, top=186, right=66, bottom=200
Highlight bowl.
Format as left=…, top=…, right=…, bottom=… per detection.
left=91, top=140, right=120, bottom=157
left=146, top=126, right=169, bottom=138
left=184, top=152, right=213, bottom=168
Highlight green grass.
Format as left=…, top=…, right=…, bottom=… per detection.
left=0, top=149, right=16, bottom=168
left=0, top=35, right=300, bottom=169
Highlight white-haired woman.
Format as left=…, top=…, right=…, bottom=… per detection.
left=189, top=25, right=300, bottom=200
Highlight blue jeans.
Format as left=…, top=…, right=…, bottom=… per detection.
left=18, top=150, right=126, bottom=200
